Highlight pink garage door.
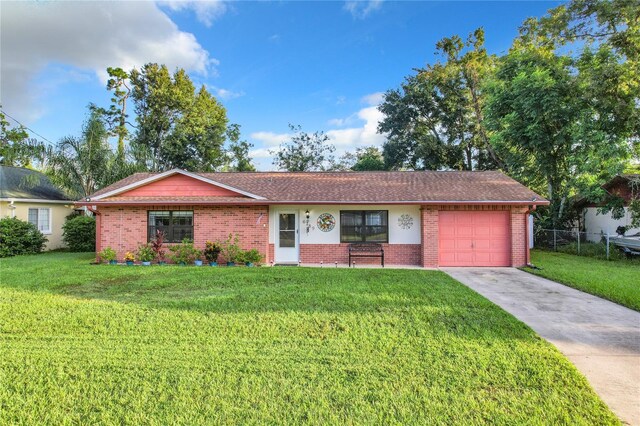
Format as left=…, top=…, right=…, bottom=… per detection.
left=439, top=211, right=511, bottom=267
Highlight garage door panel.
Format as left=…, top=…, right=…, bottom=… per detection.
left=439, top=211, right=511, bottom=267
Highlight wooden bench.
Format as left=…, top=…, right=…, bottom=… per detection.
left=348, top=243, right=384, bottom=267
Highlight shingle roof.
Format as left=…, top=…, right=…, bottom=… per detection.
left=0, top=165, right=70, bottom=201
left=87, top=169, right=547, bottom=205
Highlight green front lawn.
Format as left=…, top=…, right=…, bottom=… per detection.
left=0, top=253, right=617, bottom=424
left=526, top=250, right=640, bottom=311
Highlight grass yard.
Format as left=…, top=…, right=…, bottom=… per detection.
left=0, top=253, right=618, bottom=425
left=526, top=250, right=640, bottom=312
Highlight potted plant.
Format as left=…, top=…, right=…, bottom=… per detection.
left=242, top=249, right=263, bottom=267
left=124, top=251, right=135, bottom=266
left=137, top=244, right=155, bottom=266
left=204, top=241, right=222, bottom=266
left=194, top=251, right=203, bottom=267
left=169, top=239, right=200, bottom=266
left=221, top=233, right=241, bottom=266
left=150, top=230, right=167, bottom=265
left=98, top=247, right=117, bottom=265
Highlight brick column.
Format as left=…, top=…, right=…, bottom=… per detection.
left=510, top=206, right=527, bottom=267
left=421, top=207, right=439, bottom=267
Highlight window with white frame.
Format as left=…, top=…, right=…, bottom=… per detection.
left=28, top=208, right=51, bottom=234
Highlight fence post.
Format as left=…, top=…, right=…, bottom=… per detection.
left=553, top=229, right=557, bottom=251
left=606, top=233, right=610, bottom=260
left=576, top=229, right=580, bottom=255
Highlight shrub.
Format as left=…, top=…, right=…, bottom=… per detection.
left=169, top=239, right=201, bottom=264
left=204, top=241, right=222, bottom=263
left=137, top=244, right=156, bottom=262
left=124, top=252, right=135, bottom=262
left=0, top=217, right=48, bottom=257
left=98, top=247, right=117, bottom=263
left=241, top=248, right=263, bottom=265
left=62, top=215, right=95, bottom=252
left=221, top=233, right=241, bottom=263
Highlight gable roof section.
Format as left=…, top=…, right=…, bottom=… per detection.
left=92, top=169, right=265, bottom=200
left=85, top=169, right=547, bottom=205
left=0, top=165, right=70, bottom=201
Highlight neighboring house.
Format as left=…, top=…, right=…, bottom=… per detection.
left=578, top=174, right=640, bottom=242
left=78, top=169, right=547, bottom=267
left=0, top=165, right=74, bottom=250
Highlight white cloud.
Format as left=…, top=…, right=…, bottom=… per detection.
left=210, top=87, right=245, bottom=100
left=268, top=34, right=281, bottom=43
left=160, top=0, right=227, bottom=27
left=250, top=131, right=291, bottom=147
left=343, top=0, right=383, bottom=19
left=327, top=106, right=386, bottom=149
left=361, top=92, right=385, bottom=106
left=0, top=1, right=216, bottom=121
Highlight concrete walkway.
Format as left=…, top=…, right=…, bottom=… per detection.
left=443, top=268, right=640, bottom=425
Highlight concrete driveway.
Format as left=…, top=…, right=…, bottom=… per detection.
left=443, top=268, right=640, bottom=425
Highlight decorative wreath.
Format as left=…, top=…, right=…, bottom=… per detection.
left=316, top=213, right=336, bottom=232
left=398, top=214, right=414, bottom=230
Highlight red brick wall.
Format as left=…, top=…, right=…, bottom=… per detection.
left=98, top=205, right=269, bottom=262
left=298, top=243, right=421, bottom=266
left=421, top=208, right=439, bottom=267
left=97, top=203, right=529, bottom=267
left=510, top=206, right=528, bottom=267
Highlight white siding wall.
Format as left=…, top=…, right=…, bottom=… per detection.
left=269, top=205, right=421, bottom=245
left=584, top=207, right=639, bottom=242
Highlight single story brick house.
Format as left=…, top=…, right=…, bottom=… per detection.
left=78, top=168, right=547, bottom=267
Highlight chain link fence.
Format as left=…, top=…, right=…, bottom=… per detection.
left=533, top=229, right=630, bottom=260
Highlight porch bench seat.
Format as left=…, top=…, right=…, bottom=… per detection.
left=348, top=243, right=384, bottom=267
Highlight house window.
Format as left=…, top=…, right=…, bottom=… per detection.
left=148, top=211, right=193, bottom=243
left=28, top=208, right=51, bottom=234
left=340, top=210, right=388, bottom=243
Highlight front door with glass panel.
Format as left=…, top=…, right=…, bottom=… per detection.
left=275, top=212, right=298, bottom=263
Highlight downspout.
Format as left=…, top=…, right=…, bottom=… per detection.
left=525, top=205, right=537, bottom=267
left=87, top=206, right=102, bottom=256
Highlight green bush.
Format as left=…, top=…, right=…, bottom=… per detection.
left=62, top=216, right=95, bottom=252
left=0, top=217, right=48, bottom=257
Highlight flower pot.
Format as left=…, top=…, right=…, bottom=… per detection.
left=158, top=261, right=167, bottom=266
left=179, top=262, right=187, bottom=266
left=126, top=261, right=134, bottom=266
left=142, top=261, right=151, bottom=266
left=109, top=260, right=117, bottom=265
left=245, top=262, right=254, bottom=267
left=209, top=261, right=218, bottom=267
left=226, top=261, right=235, bottom=267
left=194, top=260, right=203, bottom=266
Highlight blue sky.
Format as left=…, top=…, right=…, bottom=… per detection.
left=2, top=1, right=559, bottom=170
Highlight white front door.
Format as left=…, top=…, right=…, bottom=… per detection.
left=275, top=212, right=299, bottom=264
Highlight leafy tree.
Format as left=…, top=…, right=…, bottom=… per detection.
left=45, top=110, right=117, bottom=199
left=485, top=0, right=639, bottom=228
left=129, top=63, right=228, bottom=172
left=485, top=44, right=635, bottom=228
left=90, top=67, right=132, bottom=161
left=378, top=28, right=500, bottom=171
left=271, top=124, right=336, bottom=172
left=225, top=123, right=256, bottom=172
left=0, top=110, right=43, bottom=167
left=338, top=146, right=386, bottom=171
